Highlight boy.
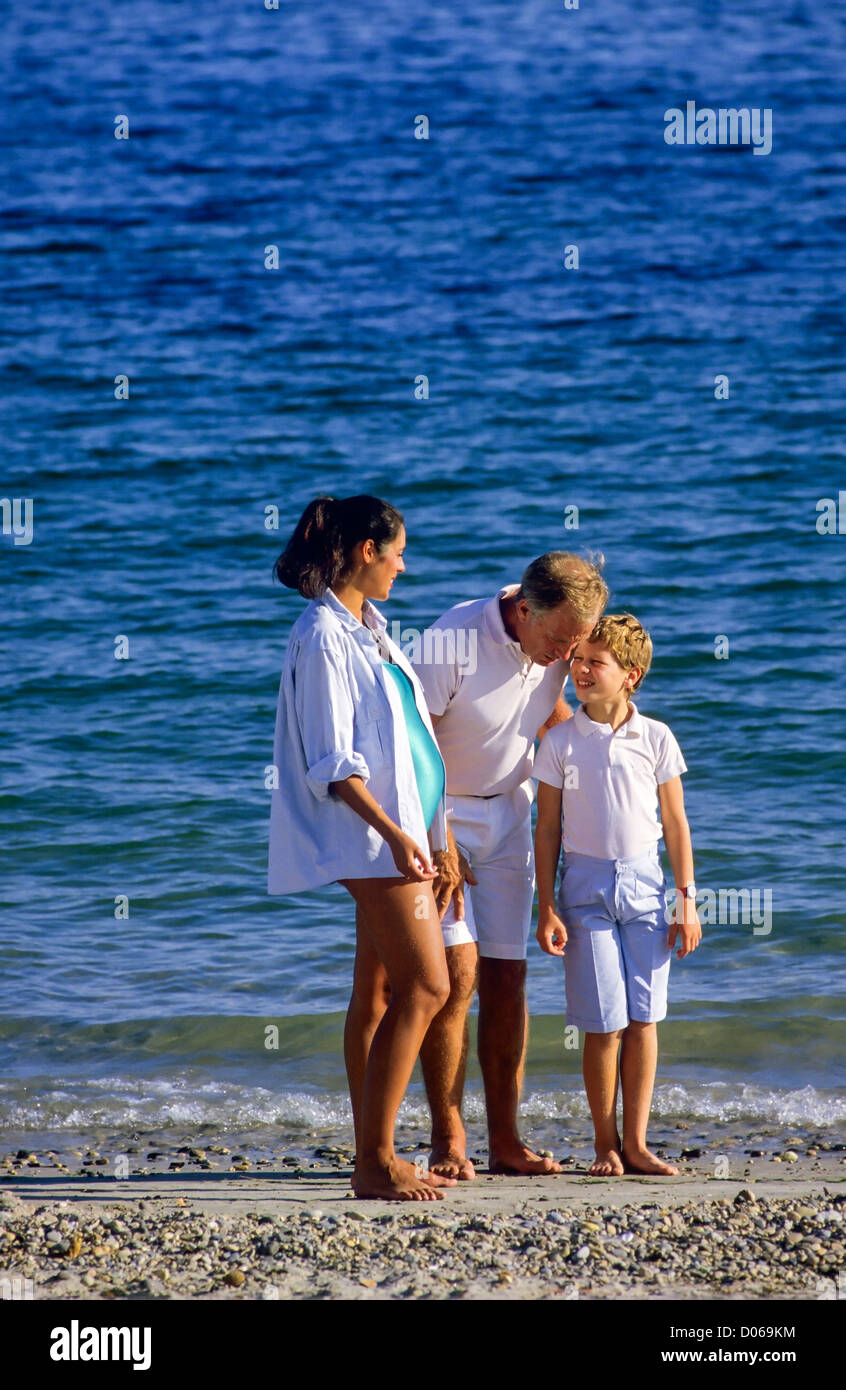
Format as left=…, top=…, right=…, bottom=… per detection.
left=534, top=614, right=701, bottom=1177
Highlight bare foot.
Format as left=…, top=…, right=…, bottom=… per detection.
left=418, top=1164, right=462, bottom=1187
left=352, top=1156, right=456, bottom=1201
left=350, top=1167, right=455, bottom=1189
left=489, top=1143, right=562, bottom=1176
left=588, top=1148, right=624, bottom=1176
left=351, top=1158, right=457, bottom=1189
left=622, top=1145, right=679, bottom=1176
left=429, top=1143, right=476, bottom=1181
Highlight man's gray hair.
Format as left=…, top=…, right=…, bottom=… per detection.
left=517, top=551, right=608, bottom=622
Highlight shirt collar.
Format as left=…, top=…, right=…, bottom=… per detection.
left=483, top=585, right=521, bottom=647
left=319, top=587, right=387, bottom=637
left=574, top=703, right=643, bottom=738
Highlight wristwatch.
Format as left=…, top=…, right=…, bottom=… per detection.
left=680, top=882, right=697, bottom=899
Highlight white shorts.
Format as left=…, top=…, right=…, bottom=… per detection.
left=440, top=784, right=534, bottom=960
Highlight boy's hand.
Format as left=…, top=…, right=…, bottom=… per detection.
left=668, top=894, right=702, bottom=959
left=537, top=905, right=568, bottom=956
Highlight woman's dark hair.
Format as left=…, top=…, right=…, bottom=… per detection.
left=274, top=495, right=404, bottom=599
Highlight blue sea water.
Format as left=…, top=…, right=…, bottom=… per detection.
left=1, top=0, right=844, bottom=1153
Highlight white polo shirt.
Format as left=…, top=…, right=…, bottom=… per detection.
left=411, top=585, right=568, bottom=798
left=532, top=703, right=687, bottom=859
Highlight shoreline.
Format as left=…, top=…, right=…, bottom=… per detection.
left=2, top=1154, right=842, bottom=1302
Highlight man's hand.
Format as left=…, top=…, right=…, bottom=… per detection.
left=668, top=895, right=702, bottom=959
left=432, top=831, right=478, bottom=922
left=537, top=904, right=567, bottom=956
left=537, top=694, right=573, bottom=741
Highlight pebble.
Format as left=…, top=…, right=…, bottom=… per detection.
left=1, top=1172, right=840, bottom=1301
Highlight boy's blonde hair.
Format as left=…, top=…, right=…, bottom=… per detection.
left=588, top=613, right=652, bottom=694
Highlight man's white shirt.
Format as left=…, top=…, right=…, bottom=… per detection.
left=412, top=585, right=568, bottom=798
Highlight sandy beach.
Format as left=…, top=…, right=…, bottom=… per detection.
left=2, top=1150, right=842, bottom=1302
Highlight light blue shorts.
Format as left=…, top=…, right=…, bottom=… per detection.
left=556, top=848, right=672, bottom=1033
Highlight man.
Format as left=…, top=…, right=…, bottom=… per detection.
left=411, top=552, right=608, bottom=1178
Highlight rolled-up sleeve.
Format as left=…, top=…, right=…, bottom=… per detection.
left=292, top=634, right=371, bottom=801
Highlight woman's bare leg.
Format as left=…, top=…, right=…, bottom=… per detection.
left=341, top=877, right=454, bottom=1200
left=343, top=904, right=391, bottom=1164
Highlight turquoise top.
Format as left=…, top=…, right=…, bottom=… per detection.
left=382, top=660, right=445, bottom=832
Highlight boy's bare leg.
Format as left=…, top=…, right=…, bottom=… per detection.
left=419, top=941, right=478, bottom=1179
left=582, top=1030, right=625, bottom=1175
left=619, top=1019, right=678, bottom=1175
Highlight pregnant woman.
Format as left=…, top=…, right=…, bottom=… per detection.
left=268, top=495, right=454, bottom=1201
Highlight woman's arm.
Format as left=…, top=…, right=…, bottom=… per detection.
left=331, top=775, right=435, bottom=882
left=293, top=636, right=371, bottom=800
left=293, top=634, right=434, bottom=881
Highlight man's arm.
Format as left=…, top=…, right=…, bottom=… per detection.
left=535, top=780, right=566, bottom=956
left=537, top=693, right=573, bottom=741
left=427, top=712, right=477, bottom=919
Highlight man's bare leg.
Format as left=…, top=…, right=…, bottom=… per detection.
left=582, top=1030, right=625, bottom=1175
left=619, top=1020, right=678, bottom=1175
left=420, top=941, right=478, bottom=1179
left=478, top=957, right=562, bottom=1175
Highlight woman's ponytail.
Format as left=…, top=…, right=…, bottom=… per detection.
left=274, top=495, right=345, bottom=598
left=274, top=494, right=403, bottom=599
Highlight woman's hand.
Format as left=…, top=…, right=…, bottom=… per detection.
left=388, top=830, right=436, bottom=881
left=537, top=904, right=568, bottom=956
left=331, top=777, right=435, bottom=881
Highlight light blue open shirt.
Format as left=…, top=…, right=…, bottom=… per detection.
left=267, top=588, right=448, bottom=894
